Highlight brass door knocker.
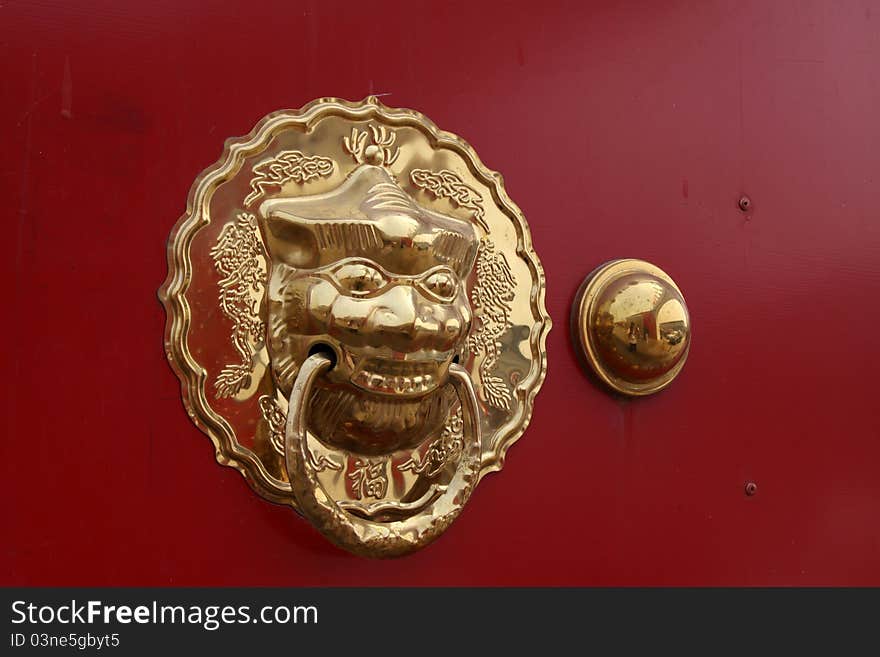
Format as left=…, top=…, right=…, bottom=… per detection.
left=160, top=97, right=551, bottom=557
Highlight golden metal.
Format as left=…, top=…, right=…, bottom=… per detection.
left=159, top=97, right=551, bottom=557
left=286, top=353, right=482, bottom=558
left=573, top=259, right=690, bottom=396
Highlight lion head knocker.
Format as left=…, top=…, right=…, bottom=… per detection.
left=160, top=98, right=551, bottom=558
left=259, top=164, right=478, bottom=454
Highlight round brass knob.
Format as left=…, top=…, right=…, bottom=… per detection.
left=573, top=259, right=690, bottom=396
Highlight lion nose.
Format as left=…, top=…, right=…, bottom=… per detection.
left=367, top=286, right=462, bottom=352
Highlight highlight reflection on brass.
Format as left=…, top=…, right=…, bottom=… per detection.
left=159, top=97, right=551, bottom=558
left=573, top=259, right=690, bottom=396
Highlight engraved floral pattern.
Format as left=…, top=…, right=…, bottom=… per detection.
left=398, top=408, right=464, bottom=478
left=244, top=150, right=334, bottom=206
left=258, top=394, right=343, bottom=472
left=410, top=169, right=489, bottom=233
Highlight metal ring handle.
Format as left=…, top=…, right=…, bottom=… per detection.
left=284, top=353, right=482, bottom=559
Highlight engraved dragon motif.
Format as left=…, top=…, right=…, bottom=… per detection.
left=209, top=213, right=267, bottom=398
left=468, top=238, right=516, bottom=410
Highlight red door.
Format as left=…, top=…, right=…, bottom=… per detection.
left=4, top=0, right=879, bottom=585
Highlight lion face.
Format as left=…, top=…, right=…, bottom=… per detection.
left=259, top=166, right=478, bottom=454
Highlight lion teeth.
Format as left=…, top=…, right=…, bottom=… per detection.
left=353, top=369, right=436, bottom=394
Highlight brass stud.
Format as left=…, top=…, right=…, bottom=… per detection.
left=573, top=259, right=691, bottom=396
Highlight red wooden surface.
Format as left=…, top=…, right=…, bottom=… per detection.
left=3, top=0, right=879, bottom=585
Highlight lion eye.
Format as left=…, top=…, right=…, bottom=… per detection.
left=421, top=270, right=458, bottom=301
left=331, top=262, right=387, bottom=294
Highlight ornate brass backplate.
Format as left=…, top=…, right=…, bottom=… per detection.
left=159, top=97, right=551, bottom=557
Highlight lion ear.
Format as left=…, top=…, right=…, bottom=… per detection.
left=257, top=200, right=319, bottom=269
